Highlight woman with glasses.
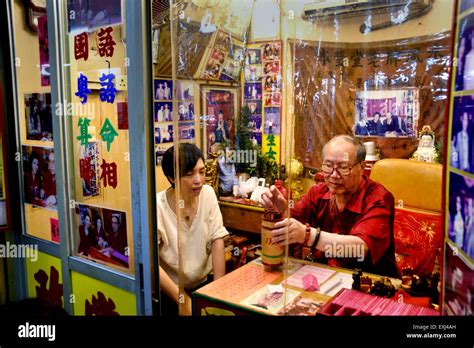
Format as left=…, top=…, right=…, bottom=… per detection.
left=261, top=135, right=397, bottom=277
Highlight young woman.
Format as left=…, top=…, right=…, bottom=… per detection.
left=156, top=143, right=228, bottom=315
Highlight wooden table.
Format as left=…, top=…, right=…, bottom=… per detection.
left=193, top=258, right=368, bottom=316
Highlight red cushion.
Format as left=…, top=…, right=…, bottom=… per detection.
left=393, top=208, right=443, bottom=277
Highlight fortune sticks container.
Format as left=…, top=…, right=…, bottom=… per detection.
left=261, top=208, right=284, bottom=272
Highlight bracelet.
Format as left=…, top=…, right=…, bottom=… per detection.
left=304, top=223, right=311, bottom=245
left=311, top=227, right=321, bottom=251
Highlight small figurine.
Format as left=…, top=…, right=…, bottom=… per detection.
left=410, top=125, right=439, bottom=163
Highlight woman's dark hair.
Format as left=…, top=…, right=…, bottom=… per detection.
left=162, top=143, right=204, bottom=188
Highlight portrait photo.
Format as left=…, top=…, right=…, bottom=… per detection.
left=24, top=93, right=53, bottom=142
left=154, top=79, right=172, bottom=100
left=455, top=12, right=474, bottom=91
left=444, top=243, right=473, bottom=315
left=245, top=49, right=261, bottom=65
left=177, top=80, right=194, bottom=101
left=262, top=41, right=281, bottom=61
left=263, top=92, right=281, bottom=107
left=75, top=204, right=129, bottom=268
left=178, top=102, right=195, bottom=121
left=244, top=65, right=263, bottom=82
left=22, top=145, right=56, bottom=209
left=354, top=89, right=419, bottom=138
left=244, top=83, right=262, bottom=100
left=79, top=142, right=100, bottom=198
left=155, top=102, right=173, bottom=122
left=447, top=171, right=474, bottom=259
left=264, top=107, right=281, bottom=135
left=451, top=95, right=474, bottom=174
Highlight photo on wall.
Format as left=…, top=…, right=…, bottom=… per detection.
left=79, top=142, right=101, bottom=198
left=24, top=93, right=53, bottom=142
left=263, top=107, right=281, bottom=135
left=244, top=83, right=262, bottom=100
left=262, top=41, right=281, bottom=61
left=22, top=145, right=57, bottom=209
left=451, top=95, right=474, bottom=174
left=444, top=243, right=473, bottom=315
left=75, top=204, right=129, bottom=268
left=447, top=171, right=474, bottom=259
left=179, top=122, right=196, bottom=142
left=455, top=11, right=474, bottom=91
left=67, top=0, right=123, bottom=33
left=178, top=102, right=195, bottom=121
left=155, top=102, right=173, bottom=122
left=202, top=87, right=236, bottom=156
left=177, top=80, right=194, bottom=101
left=354, top=89, right=419, bottom=138
left=154, top=79, right=173, bottom=100
left=155, top=145, right=168, bottom=166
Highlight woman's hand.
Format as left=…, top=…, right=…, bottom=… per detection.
left=270, top=218, right=306, bottom=246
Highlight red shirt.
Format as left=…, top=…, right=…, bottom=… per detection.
left=292, top=176, right=397, bottom=277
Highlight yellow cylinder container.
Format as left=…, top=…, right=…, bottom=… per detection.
left=261, top=209, right=284, bottom=271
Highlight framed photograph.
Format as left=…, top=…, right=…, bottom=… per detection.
left=245, top=49, right=261, bottom=65
left=451, top=95, right=474, bottom=174
left=79, top=142, right=101, bottom=198
left=75, top=203, right=129, bottom=268
left=455, top=12, right=474, bottom=91
left=201, top=86, right=238, bottom=156
left=154, top=79, right=173, bottom=100
left=178, top=102, right=195, bottom=121
left=220, top=0, right=253, bottom=41
left=244, top=83, right=262, bottom=100
left=444, top=243, right=473, bottom=315
left=244, top=65, right=263, bottom=82
left=246, top=101, right=262, bottom=115
left=24, top=93, right=53, bottom=141
left=22, top=145, right=56, bottom=209
left=263, top=74, right=282, bottom=93
left=447, top=172, right=474, bottom=259
left=67, top=0, right=123, bottom=34
left=37, top=16, right=50, bottom=87
left=263, top=92, right=281, bottom=107
left=354, top=88, right=419, bottom=138
left=221, top=44, right=245, bottom=81
left=179, top=122, right=196, bottom=142
left=154, top=102, right=173, bottom=122
left=155, top=145, right=168, bottom=166
left=177, top=80, right=194, bottom=101
left=261, top=41, right=281, bottom=62
left=263, top=107, right=281, bottom=135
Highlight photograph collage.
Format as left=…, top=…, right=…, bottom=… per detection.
left=444, top=0, right=474, bottom=316
left=154, top=79, right=196, bottom=165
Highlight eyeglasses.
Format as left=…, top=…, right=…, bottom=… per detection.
left=321, top=161, right=360, bottom=176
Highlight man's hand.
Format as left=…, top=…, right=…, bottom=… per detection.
left=261, top=185, right=288, bottom=213
left=270, top=218, right=306, bottom=246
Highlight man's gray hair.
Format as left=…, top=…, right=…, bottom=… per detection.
left=322, top=135, right=366, bottom=163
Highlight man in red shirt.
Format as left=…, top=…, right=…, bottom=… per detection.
left=262, top=135, right=397, bottom=277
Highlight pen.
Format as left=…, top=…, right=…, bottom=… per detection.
left=323, top=277, right=342, bottom=294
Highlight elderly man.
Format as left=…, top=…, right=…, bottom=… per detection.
left=261, top=135, right=397, bottom=277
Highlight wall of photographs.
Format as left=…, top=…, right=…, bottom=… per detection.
left=243, top=41, right=282, bottom=164
left=154, top=78, right=196, bottom=165
left=443, top=0, right=474, bottom=316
